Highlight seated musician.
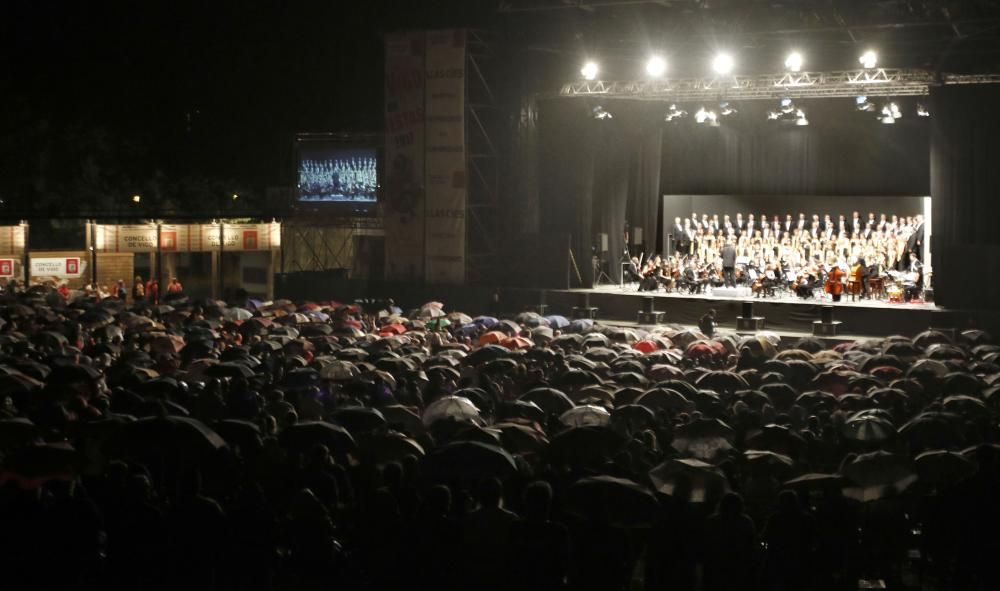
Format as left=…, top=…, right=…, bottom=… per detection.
left=903, top=252, right=923, bottom=302
left=825, top=263, right=846, bottom=302
left=794, top=271, right=816, bottom=298
left=624, top=256, right=643, bottom=283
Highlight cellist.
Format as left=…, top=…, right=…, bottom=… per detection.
left=825, top=262, right=847, bottom=302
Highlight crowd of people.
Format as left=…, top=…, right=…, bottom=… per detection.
left=0, top=287, right=997, bottom=590
left=628, top=210, right=927, bottom=302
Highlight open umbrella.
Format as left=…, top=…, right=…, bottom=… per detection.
left=281, top=421, right=357, bottom=455
left=118, top=416, right=227, bottom=458
left=672, top=417, right=735, bottom=461
left=545, top=315, right=570, bottom=329
left=0, top=418, right=38, bottom=450
left=559, top=404, right=611, bottom=428
left=422, top=395, right=481, bottom=426
left=783, top=473, right=847, bottom=493
left=899, top=411, right=962, bottom=451
left=520, top=388, right=575, bottom=416
left=649, top=457, right=729, bottom=503
left=495, top=422, right=549, bottom=454
left=363, top=432, right=425, bottom=464
left=746, top=425, right=805, bottom=458
left=379, top=405, right=424, bottom=435
left=0, top=442, right=81, bottom=488
left=497, top=400, right=546, bottom=424
left=610, top=404, right=656, bottom=432
left=331, top=407, right=387, bottom=435
left=842, top=413, right=895, bottom=443
left=423, top=441, right=517, bottom=482
left=548, top=426, right=625, bottom=467
left=635, top=388, right=690, bottom=413
left=842, top=450, right=916, bottom=502
left=565, top=475, right=658, bottom=527
left=914, top=450, right=975, bottom=489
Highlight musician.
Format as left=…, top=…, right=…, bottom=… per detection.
left=625, top=256, right=643, bottom=283
left=825, top=263, right=847, bottom=302
left=746, top=214, right=756, bottom=237
left=720, top=239, right=737, bottom=288
left=736, top=213, right=745, bottom=235
left=903, top=252, right=923, bottom=301
left=671, top=217, right=685, bottom=253
left=855, top=255, right=870, bottom=299
left=785, top=214, right=795, bottom=235
left=906, top=214, right=925, bottom=260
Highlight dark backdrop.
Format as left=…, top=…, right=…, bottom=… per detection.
left=930, top=84, right=1000, bottom=310
left=534, top=96, right=945, bottom=289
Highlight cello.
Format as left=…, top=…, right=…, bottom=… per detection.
left=824, top=264, right=846, bottom=301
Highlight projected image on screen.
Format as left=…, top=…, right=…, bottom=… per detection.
left=298, top=147, right=378, bottom=203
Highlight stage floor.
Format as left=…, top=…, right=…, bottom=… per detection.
left=586, top=282, right=939, bottom=311
left=502, top=283, right=949, bottom=338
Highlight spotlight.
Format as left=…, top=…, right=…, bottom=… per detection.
left=767, top=98, right=808, bottom=126
left=131, top=195, right=142, bottom=203
left=855, top=96, right=875, bottom=112
left=232, top=193, right=240, bottom=201
left=795, top=109, right=809, bottom=126
left=784, top=51, right=804, bottom=72
left=695, top=107, right=719, bottom=126
left=581, top=61, right=599, bottom=81
left=917, top=104, right=930, bottom=117
left=780, top=98, right=795, bottom=114
left=592, top=105, right=613, bottom=120
left=879, top=102, right=901, bottom=124
left=712, top=52, right=734, bottom=75
left=719, top=102, right=738, bottom=116
left=665, top=104, right=688, bottom=122
left=646, top=56, right=667, bottom=77
left=859, top=50, right=878, bottom=69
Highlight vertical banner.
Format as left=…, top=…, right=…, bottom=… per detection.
left=423, top=30, right=467, bottom=284
left=384, top=32, right=427, bottom=281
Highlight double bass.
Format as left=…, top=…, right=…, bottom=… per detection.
left=824, top=265, right=846, bottom=297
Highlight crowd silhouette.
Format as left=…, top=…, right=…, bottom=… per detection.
left=0, top=286, right=997, bottom=590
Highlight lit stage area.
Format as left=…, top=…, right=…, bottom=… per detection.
left=502, top=67, right=1000, bottom=334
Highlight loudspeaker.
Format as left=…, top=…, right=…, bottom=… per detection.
left=742, top=301, right=753, bottom=318
left=597, top=233, right=608, bottom=253
left=633, top=227, right=643, bottom=245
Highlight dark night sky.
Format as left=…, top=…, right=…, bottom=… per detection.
left=2, top=0, right=496, bottom=209
left=4, top=1, right=1000, bottom=216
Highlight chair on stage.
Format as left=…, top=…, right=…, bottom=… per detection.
left=869, top=276, right=885, bottom=300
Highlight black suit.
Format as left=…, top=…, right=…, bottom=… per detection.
left=906, top=223, right=925, bottom=259
left=671, top=224, right=685, bottom=253
left=721, top=245, right=737, bottom=288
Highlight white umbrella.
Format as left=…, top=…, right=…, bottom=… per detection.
left=422, top=395, right=481, bottom=426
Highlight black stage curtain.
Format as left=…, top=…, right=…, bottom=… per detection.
left=930, top=85, right=1000, bottom=309
left=538, top=99, right=596, bottom=287
left=660, top=100, right=929, bottom=196
left=538, top=100, right=663, bottom=285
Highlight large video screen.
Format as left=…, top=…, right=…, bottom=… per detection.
left=297, top=145, right=378, bottom=203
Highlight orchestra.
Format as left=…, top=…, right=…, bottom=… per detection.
left=631, top=209, right=927, bottom=302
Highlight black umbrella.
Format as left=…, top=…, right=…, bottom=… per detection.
left=495, top=422, right=549, bottom=454
left=117, top=416, right=227, bottom=457
left=1, top=442, right=81, bottom=485
left=497, top=400, right=546, bottom=424
left=548, top=426, right=625, bottom=467
left=363, top=432, right=426, bottom=464
left=520, top=387, right=575, bottom=416
left=565, top=475, right=658, bottom=527
left=610, top=404, right=656, bottom=432
left=422, top=440, right=517, bottom=482
left=745, top=425, right=805, bottom=457
left=203, top=362, right=255, bottom=379
left=649, top=457, right=729, bottom=503
left=0, top=417, right=37, bottom=450
left=281, top=421, right=358, bottom=455
left=330, top=406, right=387, bottom=435
left=635, top=388, right=690, bottom=413
left=212, top=419, right=263, bottom=451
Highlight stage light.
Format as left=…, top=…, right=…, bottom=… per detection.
left=719, top=102, right=738, bottom=116
left=665, top=104, right=688, bottom=122
left=712, top=52, right=734, bottom=75
left=785, top=51, right=804, bottom=72
left=855, top=95, right=875, bottom=112
left=581, top=61, right=599, bottom=80
left=131, top=195, right=142, bottom=203
left=646, top=56, right=667, bottom=77
left=795, top=109, right=809, bottom=126
left=695, top=107, right=719, bottom=126
left=917, top=104, right=930, bottom=117
left=232, top=193, right=240, bottom=201
left=879, top=102, right=901, bottom=124
left=859, top=50, right=878, bottom=69
left=592, top=105, right=613, bottom=120
left=767, top=98, right=808, bottom=125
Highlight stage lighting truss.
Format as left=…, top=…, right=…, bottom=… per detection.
left=767, top=98, right=808, bottom=125
left=557, top=69, right=1000, bottom=102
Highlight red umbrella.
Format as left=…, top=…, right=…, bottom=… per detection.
left=501, top=336, right=533, bottom=350
left=633, top=340, right=661, bottom=354
left=479, top=331, right=507, bottom=345
left=379, top=323, right=407, bottom=336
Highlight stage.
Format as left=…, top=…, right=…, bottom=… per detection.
left=502, top=283, right=949, bottom=338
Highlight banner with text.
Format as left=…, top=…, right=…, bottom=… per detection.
left=423, top=30, right=467, bottom=284
left=31, top=257, right=84, bottom=279
left=96, top=223, right=280, bottom=252
left=384, top=32, right=427, bottom=281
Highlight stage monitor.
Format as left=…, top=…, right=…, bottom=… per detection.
left=295, top=134, right=380, bottom=210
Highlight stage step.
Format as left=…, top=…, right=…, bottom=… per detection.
left=712, top=286, right=753, bottom=298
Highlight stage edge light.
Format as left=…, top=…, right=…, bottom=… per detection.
left=712, top=53, right=734, bottom=75
left=581, top=61, right=599, bottom=81
left=646, top=56, right=667, bottom=77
